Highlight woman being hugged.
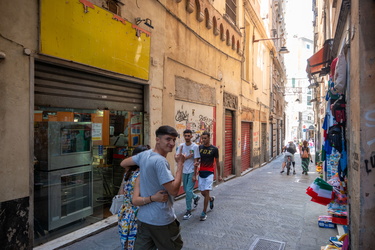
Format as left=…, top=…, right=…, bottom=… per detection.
left=300, top=140, right=313, bottom=175
left=118, top=145, right=168, bottom=249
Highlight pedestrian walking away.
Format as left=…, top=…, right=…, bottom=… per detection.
left=299, top=140, right=313, bottom=175
left=120, top=125, right=186, bottom=250
left=280, top=141, right=297, bottom=175
left=197, top=131, right=222, bottom=221
left=177, top=129, right=201, bottom=220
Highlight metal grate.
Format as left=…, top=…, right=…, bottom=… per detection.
left=249, top=238, right=286, bottom=250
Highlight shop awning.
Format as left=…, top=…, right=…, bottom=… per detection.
left=306, top=39, right=333, bottom=78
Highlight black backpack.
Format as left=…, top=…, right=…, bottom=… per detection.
left=328, top=125, right=343, bottom=152
left=286, top=145, right=296, bottom=154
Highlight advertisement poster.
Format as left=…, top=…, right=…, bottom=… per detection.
left=92, top=123, right=103, bottom=141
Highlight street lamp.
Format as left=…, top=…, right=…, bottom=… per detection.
left=279, top=46, right=290, bottom=54
left=253, top=37, right=289, bottom=54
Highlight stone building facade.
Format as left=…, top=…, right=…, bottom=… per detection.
left=0, top=0, right=287, bottom=248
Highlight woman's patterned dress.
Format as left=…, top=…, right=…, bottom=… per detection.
left=118, top=170, right=139, bottom=249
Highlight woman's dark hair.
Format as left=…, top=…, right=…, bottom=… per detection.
left=124, top=145, right=150, bottom=181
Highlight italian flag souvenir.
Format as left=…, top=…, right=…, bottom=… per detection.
left=306, top=178, right=334, bottom=205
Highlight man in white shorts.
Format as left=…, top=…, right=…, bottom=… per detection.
left=197, top=131, right=222, bottom=221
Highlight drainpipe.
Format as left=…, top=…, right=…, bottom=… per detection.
left=259, top=101, right=262, bottom=168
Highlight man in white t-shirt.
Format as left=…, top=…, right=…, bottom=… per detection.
left=178, top=129, right=201, bottom=220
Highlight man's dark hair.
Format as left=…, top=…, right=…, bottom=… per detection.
left=155, top=125, right=178, bottom=137
left=183, top=129, right=192, bottom=135
left=202, top=131, right=210, bottom=137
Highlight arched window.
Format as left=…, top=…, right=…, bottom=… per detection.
left=232, top=36, right=236, bottom=49
left=236, top=40, right=240, bottom=53
left=213, top=17, right=219, bottom=36
left=205, top=8, right=212, bottom=29
left=226, top=30, right=230, bottom=45
left=195, top=0, right=203, bottom=22
left=220, top=24, right=225, bottom=41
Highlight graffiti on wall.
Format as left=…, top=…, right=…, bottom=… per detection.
left=175, top=110, right=189, bottom=122
left=253, top=131, right=259, bottom=147
left=175, top=101, right=215, bottom=145
left=364, top=108, right=375, bottom=174
left=365, top=109, right=375, bottom=146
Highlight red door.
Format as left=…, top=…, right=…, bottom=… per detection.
left=241, top=122, right=251, bottom=172
left=224, top=110, right=234, bottom=177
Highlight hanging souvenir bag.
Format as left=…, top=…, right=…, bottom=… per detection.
left=328, top=125, right=343, bottom=152
left=332, top=52, right=347, bottom=95
left=331, top=96, right=346, bottom=124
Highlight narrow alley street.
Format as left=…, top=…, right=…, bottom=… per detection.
left=57, top=153, right=335, bottom=250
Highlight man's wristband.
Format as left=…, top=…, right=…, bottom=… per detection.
left=149, top=196, right=153, bottom=202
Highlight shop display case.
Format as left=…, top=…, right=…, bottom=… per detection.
left=35, top=122, right=92, bottom=171
left=34, top=121, right=93, bottom=231
left=34, top=165, right=93, bottom=231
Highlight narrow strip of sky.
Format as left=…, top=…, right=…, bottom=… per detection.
left=285, top=0, right=313, bottom=40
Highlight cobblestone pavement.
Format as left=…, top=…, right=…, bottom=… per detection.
left=59, top=154, right=336, bottom=250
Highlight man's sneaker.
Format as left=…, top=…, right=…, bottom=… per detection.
left=209, top=196, right=215, bottom=210
left=183, top=211, right=192, bottom=220
left=200, top=212, right=207, bottom=221
left=193, top=196, right=200, bottom=208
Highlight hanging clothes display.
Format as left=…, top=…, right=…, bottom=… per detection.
left=306, top=52, right=349, bottom=238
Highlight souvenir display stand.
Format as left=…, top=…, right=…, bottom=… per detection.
left=306, top=54, right=349, bottom=250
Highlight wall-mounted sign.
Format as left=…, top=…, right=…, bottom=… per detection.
left=40, top=0, right=151, bottom=80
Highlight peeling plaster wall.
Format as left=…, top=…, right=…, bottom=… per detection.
left=0, top=0, right=38, bottom=247
left=349, top=0, right=375, bottom=249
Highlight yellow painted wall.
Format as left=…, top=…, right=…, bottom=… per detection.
left=40, top=0, right=150, bottom=80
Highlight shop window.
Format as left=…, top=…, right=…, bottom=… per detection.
left=33, top=106, right=143, bottom=245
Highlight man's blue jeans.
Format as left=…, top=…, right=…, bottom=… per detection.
left=182, top=172, right=198, bottom=211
